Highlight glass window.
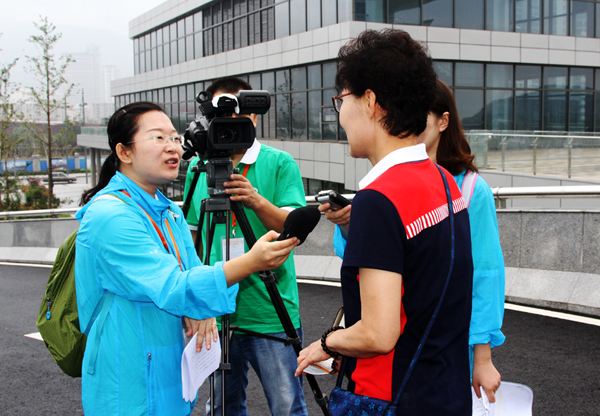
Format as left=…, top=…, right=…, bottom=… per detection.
left=516, top=65, right=541, bottom=88
left=213, top=3, right=222, bottom=24
left=186, top=35, right=194, bottom=61
left=323, top=62, right=337, bottom=88
left=134, top=54, right=140, bottom=74
left=268, top=8, right=276, bottom=41
left=571, top=1, right=595, bottom=37
left=455, top=89, right=485, bottom=130
left=423, top=0, right=453, bottom=27
left=570, top=67, right=593, bottom=90
left=486, top=0, right=514, bottom=31
left=224, top=0, right=232, bottom=21
left=308, top=64, right=322, bottom=89
left=275, top=2, right=290, bottom=38
left=249, top=74, right=261, bottom=89
left=569, top=91, right=594, bottom=131
left=354, top=0, right=384, bottom=22
left=164, top=42, right=171, bottom=66
left=178, top=38, right=186, bottom=63
left=145, top=33, right=151, bottom=49
left=486, top=90, right=514, bottom=130
left=388, top=0, right=420, bottom=24
left=291, top=92, right=308, bottom=139
left=186, top=84, right=195, bottom=102
left=455, top=63, right=484, bottom=87
left=151, top=48, right=157, bottom=71
left=151, top=31, right=157, bottom=48
left=434, top=61, right=453, bottom=86
left=307, top=0, right=321, bottom=29
left=515, top=0, right=541, bottom=33
left=322, top=122, right=338, bottom=141
left=276, top=94, right=290, bottom=138
left=516, top=90, right=541, bottom=130
left=597, top=3, right=600, bottom=39
left=544, top=0, right=568, bottom=35
left=234, top=0, right=243, bottom=17
left=262, top=72, right=275, bottom=93
left=194, top=12, right=203, bottom=33
left=487, top=64, right=513, bottom=88
left=276, top=70, right=290, bottom=92
left=543, top=90, right=567, bottom=130
left=322, top=0, right=338, bottom=25
left=544, top=66, right=568, bottom=89
left=157, top=28, right=163, bottom=45
left=185, top=16, right=194, bottom=35
left=308, top=91, right=321, bottom=140
left=290, top=0, right=306, bottom=34
left=194, top=32, right=203, bottom=58
left=157, top=46, right=164, bottom=68
left=234, top=19, right=242, bottom=48
left=455, top=0, right=484, bottom=29
left=240, top=16, right=248, bottom=47
left=164, top=88, right=171, bottom=103
left=146, top=51, right=152, bottom=73
left=291, top=67, right=307, bottom=91
left=338, top=0, right=352, bottom=22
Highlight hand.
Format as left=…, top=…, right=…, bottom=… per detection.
left=319, top=202, right=351, bottom=227
left=224, top=174, right=262, bottom=210
left=472, top=345, right=501, bottom=402
left=295, top=339, right=331, bottom=377
left=247, top=230, right=299, bottom=273
left=183, top=317, right=218, bottom=353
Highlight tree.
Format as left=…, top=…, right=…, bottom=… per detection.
left=0, top=33, right=23, bottom=210
left=25, top=16, right=74, bottom=208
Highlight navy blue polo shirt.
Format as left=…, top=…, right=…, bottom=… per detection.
left=341, top=145, right=473, bottom=415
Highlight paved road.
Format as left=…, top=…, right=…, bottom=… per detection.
left=1, top=263, right=599, bottom=415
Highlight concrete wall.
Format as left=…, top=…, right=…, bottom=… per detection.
left=2, top=211, right=600, bottom=316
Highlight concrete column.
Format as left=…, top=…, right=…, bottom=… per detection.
left=90, top=148, right=97, bottom=187
left=95, top=151, right=102, bottom=185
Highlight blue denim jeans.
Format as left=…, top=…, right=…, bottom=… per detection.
left=206, top=328, right=308, bottom=416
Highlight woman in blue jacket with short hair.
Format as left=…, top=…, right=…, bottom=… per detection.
left=75, top=102, right=298, bottom=415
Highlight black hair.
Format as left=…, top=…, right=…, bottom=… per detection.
left=80, top=101, right=166, bottom=205
left=335, top=29, right=437, bottom=138
left=206, top=77, right=253, bottom=97
left=431, top=79, right=478, bottom=175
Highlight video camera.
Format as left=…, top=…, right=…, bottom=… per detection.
left=182, top=90, right=271, bottom=160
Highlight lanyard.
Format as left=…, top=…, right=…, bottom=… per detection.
left=121, top=190, right=182, bottom=271
left=231, top=164, right=250, bottom=236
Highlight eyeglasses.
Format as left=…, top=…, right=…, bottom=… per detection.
left=128, top=135, right=184, bottom=147
left=332, top=92, right=352, bottom=113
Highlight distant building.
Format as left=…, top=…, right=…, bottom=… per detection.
left=108, top=0, right=600, bottom=191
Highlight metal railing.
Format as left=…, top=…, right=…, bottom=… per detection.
left=464, top=132, right=600, bottom=179
left=2, top=187, right=600, bottom=220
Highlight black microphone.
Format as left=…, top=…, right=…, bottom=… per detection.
left=277, top=206, right=321, bottom=245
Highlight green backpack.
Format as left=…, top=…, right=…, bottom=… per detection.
left=36, top=194, right=124, bottom=377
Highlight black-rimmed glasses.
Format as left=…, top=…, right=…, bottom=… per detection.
left=332, top=92, right=351, bottom=113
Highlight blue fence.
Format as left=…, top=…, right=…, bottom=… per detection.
left=0, top=157, right=89, bottom=173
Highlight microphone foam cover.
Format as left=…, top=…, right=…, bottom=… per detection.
left=277, top=206, right=321, bottom=245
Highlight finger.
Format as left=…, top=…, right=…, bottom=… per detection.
left=212, top=322, right=219, bottom=342
left=484, top=386, right=497, bottom=403
left=196, top=332, right=204, bottom=352
left=318, top=202, right=331, bottom=212
left=472, top=382, right=482, bottom=399
left=184, top=317, right=193, bottom=337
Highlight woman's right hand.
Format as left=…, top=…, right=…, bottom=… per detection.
left=247, top=230, right=299, bottom=272
left=222, top=230, right=299, bottom=286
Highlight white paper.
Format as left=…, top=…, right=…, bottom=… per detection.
left=221, top=237, right=245, bottom=261
left=303, top=358, right=334, bottom=375
left=472, top=382, right=534, bottom=416
left=181, top=332, right=221, bottom=402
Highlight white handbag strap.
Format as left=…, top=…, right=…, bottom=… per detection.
left=460, top=170, right=479, bottom=209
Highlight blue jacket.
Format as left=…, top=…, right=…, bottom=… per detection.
left=333, top=170, right=505, bottom=374
left=75, top=172, right=238, bottom=416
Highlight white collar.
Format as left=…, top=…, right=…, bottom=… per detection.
left=359, top=143, right=429, bottom=190
left=239, top=139, right=261, bottom=165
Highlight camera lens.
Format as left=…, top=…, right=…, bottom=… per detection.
left=217, top=127, right=237, bottom=144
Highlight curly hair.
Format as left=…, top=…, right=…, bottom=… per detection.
left=431, top=79, right=478, bottom=175
left=335, top=29, right=437, bottom=138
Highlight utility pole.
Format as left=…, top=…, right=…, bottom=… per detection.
left=79, top=90, right=87, bottom=127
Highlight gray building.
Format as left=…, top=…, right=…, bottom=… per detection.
left=106, top=0, right=600, bottom=192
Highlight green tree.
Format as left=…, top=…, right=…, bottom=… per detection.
left=0, top=33, right=24, bottom=211
left=24, top=16, right=74, bottom=208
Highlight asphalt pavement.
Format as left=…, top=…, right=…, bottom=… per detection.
left=1, top=263, right=599, bottom=415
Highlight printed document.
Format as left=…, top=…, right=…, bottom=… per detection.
left=182, top=332, right=221, bottom=402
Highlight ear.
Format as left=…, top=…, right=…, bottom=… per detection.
left=115, top=143, right=133, bottom=165
left=249, top=113, right=258, bottom=128
left=363, top=89, right=378, bottom=119
left=439, top=112, right=450, bottom=133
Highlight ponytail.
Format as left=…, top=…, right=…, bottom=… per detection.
left=79, top=153, right=120, bottom=205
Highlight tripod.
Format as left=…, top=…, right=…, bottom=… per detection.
left=182, top=157, right=331, bottom=416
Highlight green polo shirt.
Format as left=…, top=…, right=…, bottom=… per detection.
left=184, top=141, right=305, bottom=333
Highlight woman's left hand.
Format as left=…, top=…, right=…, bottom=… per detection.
left=295, top=339, right=331, bottom=377
left=472, top=344, right=501, bottom=402
left=184, top=317, right=219, bottom=352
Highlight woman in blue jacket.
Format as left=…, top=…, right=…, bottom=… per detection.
left=323, top=79, right=505, bottom=409
left=75, top=102, right=298, bottom=416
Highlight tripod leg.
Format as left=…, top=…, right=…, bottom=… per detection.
left=230, top=201, right=332, bottom=416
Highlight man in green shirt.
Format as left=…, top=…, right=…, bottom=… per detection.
left=183, top=77, right=307, bottom=416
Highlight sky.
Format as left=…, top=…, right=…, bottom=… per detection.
left=0, top=0, right=167, bottom=88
